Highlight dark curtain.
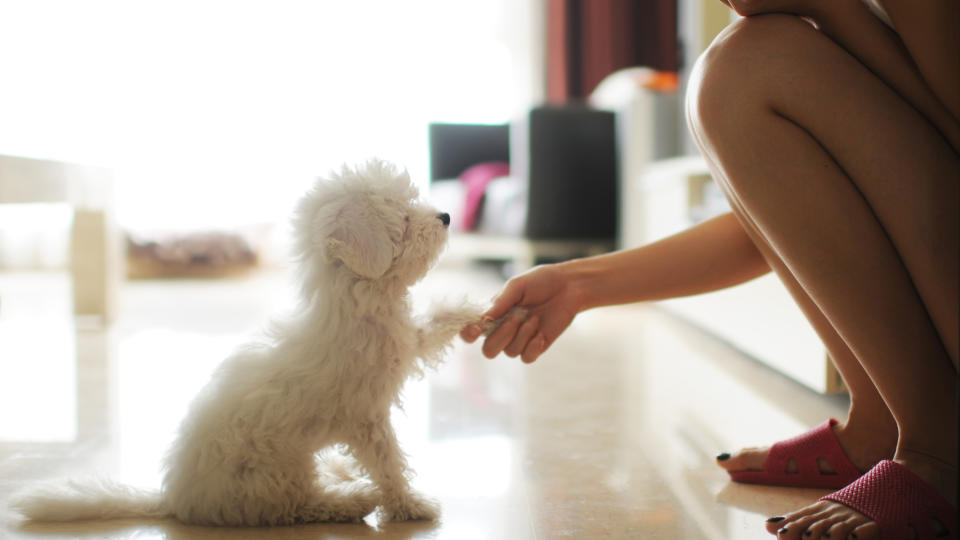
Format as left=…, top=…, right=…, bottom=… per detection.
left=547, top=0, right=678, bottom=104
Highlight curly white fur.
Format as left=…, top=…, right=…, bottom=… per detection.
left=12, top=160, right=485, bottom=526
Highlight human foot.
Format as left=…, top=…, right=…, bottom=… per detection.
left=717, top=419, right=897, bottom=488
left=763, top=459, right=956, bottom=539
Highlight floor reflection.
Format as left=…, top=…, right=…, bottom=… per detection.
left=16, top=517, right=440, bottom=540
left=0, top=274, right=77, bottom=444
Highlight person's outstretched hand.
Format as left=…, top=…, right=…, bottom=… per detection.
left=460, top=263, right=586, bottom=363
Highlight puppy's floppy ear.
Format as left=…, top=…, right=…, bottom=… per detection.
left=325, top=202, right=393, bottom=279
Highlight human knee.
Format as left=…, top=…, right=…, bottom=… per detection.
left=696, top=13, right=818, bottom=75
left=686, top=15, right=817, bottom=141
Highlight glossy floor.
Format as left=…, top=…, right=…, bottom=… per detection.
left=0, top=264, right=849, bottom=539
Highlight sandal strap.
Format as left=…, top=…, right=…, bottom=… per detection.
left=763, top=418, right=862, bottom=480
left=821, top=460, right=957, bottom=539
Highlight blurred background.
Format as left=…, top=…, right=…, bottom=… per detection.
left=0, top=0, right=688, bottom=267
left=0, top=0, right=539, bottom=266
left=1, top=0, right=840, bottom=392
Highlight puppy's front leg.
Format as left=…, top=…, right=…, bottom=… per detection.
left=416, top=301, right=484, bottom=361
left=349, top=420, right=439, bottom=522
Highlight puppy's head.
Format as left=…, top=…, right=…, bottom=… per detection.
left=294, top=160, right=449, bottom=288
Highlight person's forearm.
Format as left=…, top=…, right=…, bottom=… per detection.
left=810, top=1, right=960, bottom=152
left=559, top=212, right=771, bottom=311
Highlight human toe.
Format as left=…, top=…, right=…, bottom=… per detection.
left=765, top=502, right=830, bottom=535
left=717, top=446, right=768, bottom=472
left=776, top=503, right=874, bottom=540
left=847, top=520, right=881, bottom=539
left=799, top=517, right=839, bottom=539
left=772, top=509, right=833, bottom=538
left=821, top=517, right=864, bottom=540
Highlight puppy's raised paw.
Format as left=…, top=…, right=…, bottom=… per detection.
left=480, top=306, right=529, bottom=336
left=427, top=301, right=485, bottom=330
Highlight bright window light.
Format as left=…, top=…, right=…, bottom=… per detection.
left=0, top=0, right=535, bottom=231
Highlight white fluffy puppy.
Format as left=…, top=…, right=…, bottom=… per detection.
left=13, top=160, right=485, bottom=526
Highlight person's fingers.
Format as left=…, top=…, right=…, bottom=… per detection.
left=517, top=308, right=575, bottom=363
left=482, top=315, right=522, bottom=358
left=521, top=332, right=548, bottom=363
left=504, top=315, right=539, bottom=358
left=539, top=312, right=573, bottom=349
left=484, top=277, right=526, bottom=320
left=460, top=324, right=482, bottom=343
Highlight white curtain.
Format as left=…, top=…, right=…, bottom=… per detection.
left=0, top=0, right=542, bottom=233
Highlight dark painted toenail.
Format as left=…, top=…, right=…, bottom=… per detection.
left=778, top=527, right=789, bottom=535
left=804, top=531, right=812, bottom=537
left=767, top=516, right=786, bottom=523
left=717, top=453, right=731, bottom=461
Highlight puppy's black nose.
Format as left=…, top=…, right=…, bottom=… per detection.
left=438, top=213, right=450, bottom=227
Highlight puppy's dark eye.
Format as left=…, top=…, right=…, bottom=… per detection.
left=404, top=215, right=411, bottom=223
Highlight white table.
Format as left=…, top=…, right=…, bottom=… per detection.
left=0, top=154, right=120, bottom=323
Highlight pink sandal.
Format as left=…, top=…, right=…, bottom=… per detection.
left=821, top=460, right=957, bottom=539
left=728, top=419, right=864, bottom=489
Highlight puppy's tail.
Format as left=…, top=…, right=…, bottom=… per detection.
left=10, top=478, right=169, bottom=522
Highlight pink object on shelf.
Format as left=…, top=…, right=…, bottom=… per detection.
left=728, top=419, right=864, bottom=489
left=459, top=162, right=510, bottom=231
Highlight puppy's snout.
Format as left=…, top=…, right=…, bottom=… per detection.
left=437, top=213, right=450, bottom=227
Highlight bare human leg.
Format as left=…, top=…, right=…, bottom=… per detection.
left=711, top=179, right=898, bottom=478
left=688, top=13, right=958, bottom=540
